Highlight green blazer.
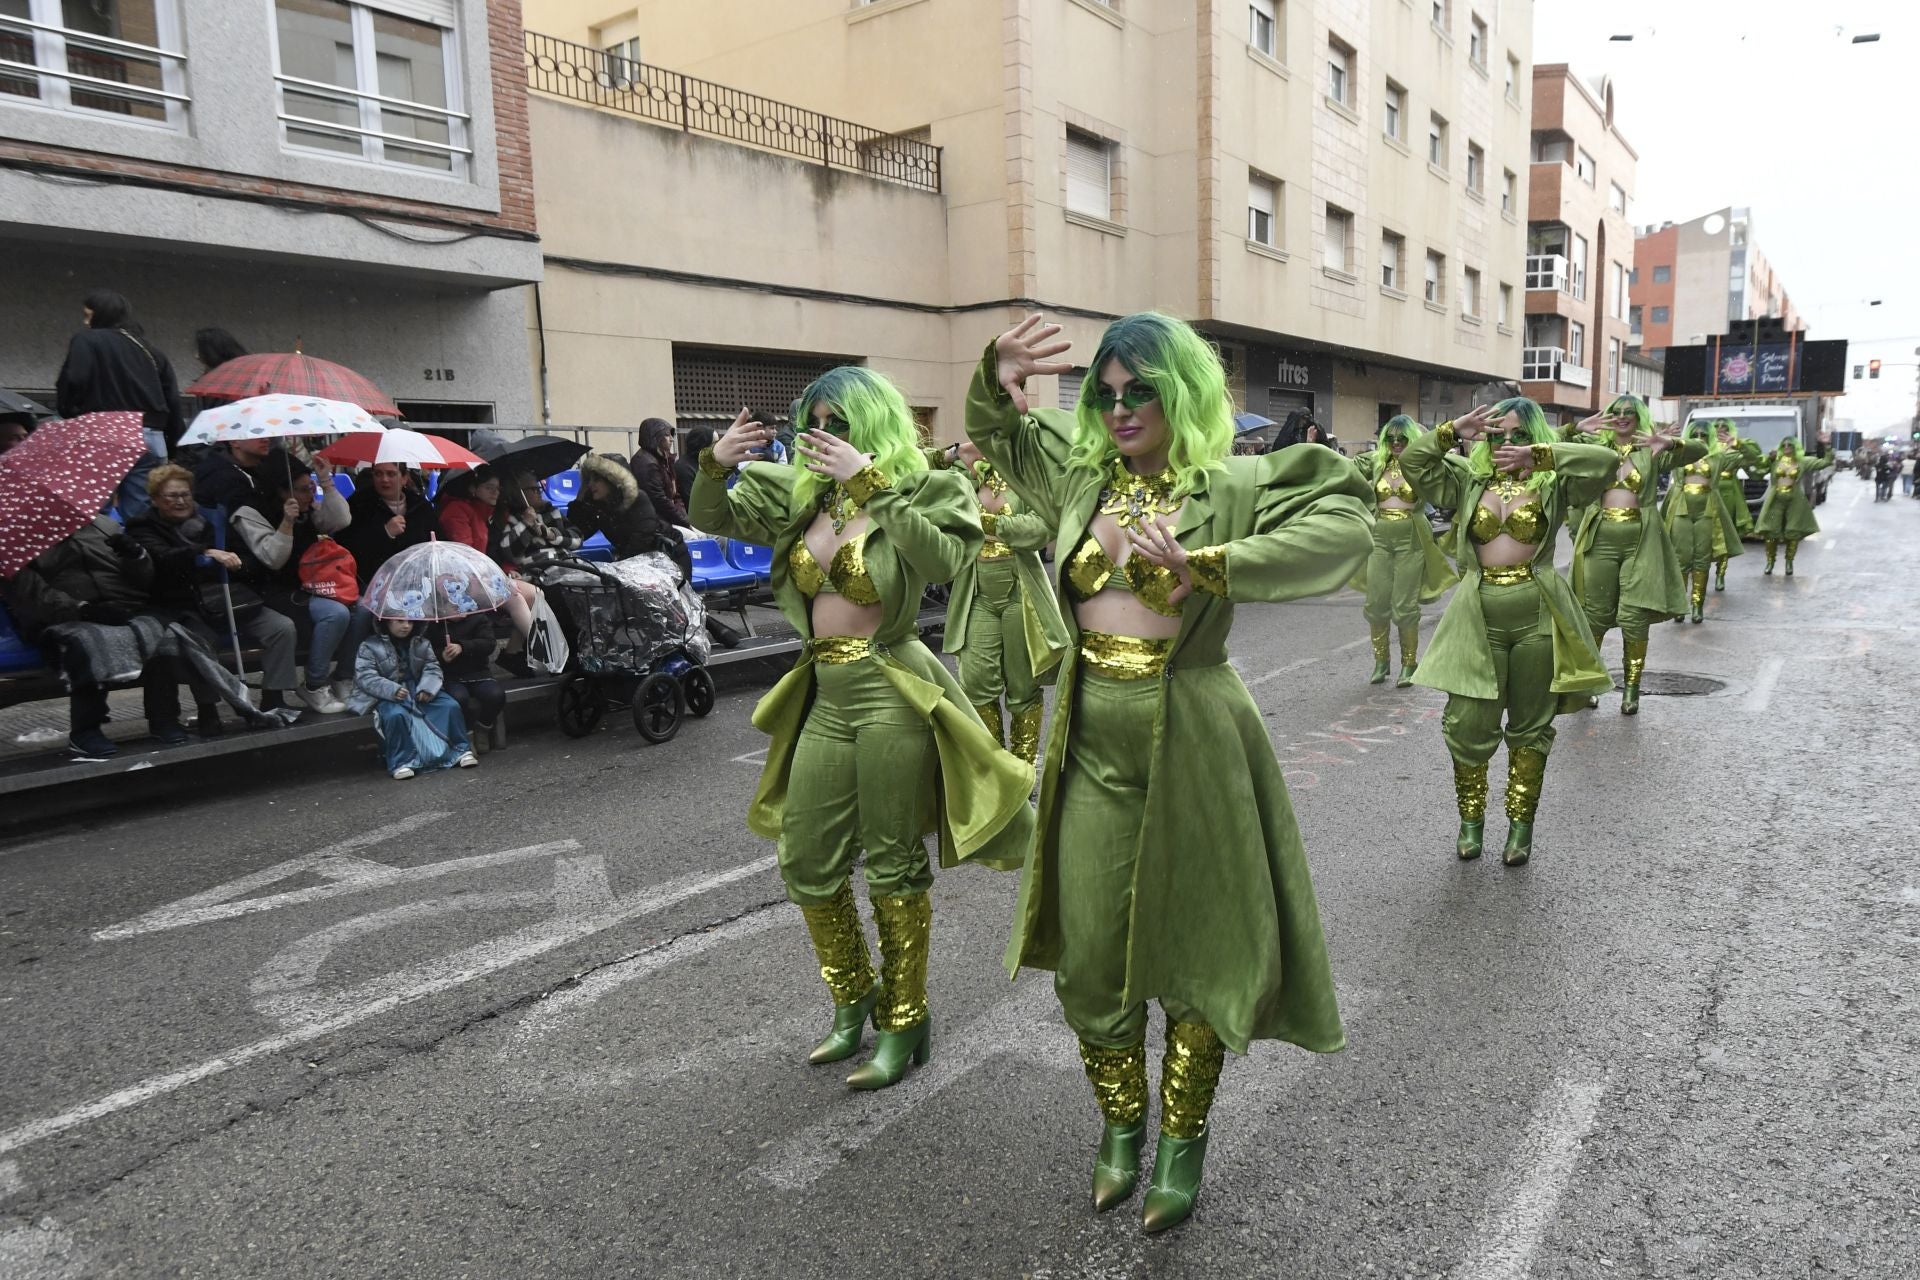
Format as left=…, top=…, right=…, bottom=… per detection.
left=1568, top=438, right=1707, bottom=621
left=1660, top=448, right=1745, bottom=561
left=1753, top=447, right=1833, bottom=540
left=930, top=453, right=1070, bottom=680
left=1348, top=450, right=1460, bottom=602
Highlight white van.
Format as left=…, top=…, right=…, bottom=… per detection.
left=1682, top=403, right=1829, bottom=517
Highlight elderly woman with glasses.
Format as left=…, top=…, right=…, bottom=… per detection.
left=970, top=313, right=1372, bottom=1233
left=1398, top=399, right=1617, bottom=867
left=689, top=367, right=1033, bottom=1095
left=1348, top=416, right=1457, bottom=685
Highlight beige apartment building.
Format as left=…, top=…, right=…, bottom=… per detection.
left=1630, top=207, right=1802, bottom=358
left=1521, top=65, right=1635, bottom=423
left=520, top=0, right=1532, bottom=445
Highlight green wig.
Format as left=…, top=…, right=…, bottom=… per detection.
left=1371, top=414, right=1424, bottom=471
left=1605, top=393, right=1654, bottom=439
left=1775, top=435, right=1805, bottom=462
left=789, top=366, right=928, bottom=510
left=1068, top=312, right=1233, bottom=495
left=1682, top=418, right=1725, bottom=455
left=1467, top=396, right=1558, bottom=495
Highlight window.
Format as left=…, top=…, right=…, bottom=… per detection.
left=1610, top=262, right=1627, bottom=320
left=1531, top=131, right=1569, bottom=164
left=1428, top=112, right=1448, bottom=168
left=1628, top=267, right=1639, bottom=285
left=1424, top=250, right=1445, bottom=304
left=1465, top=141, right=1484, bottom=193
left=1568, top=321, right=1585, bottom=364
left=1505, top=52, right=1519, bottom=100
left=1629, top=304, right=1643, bottom=334
left=1574, top=147, right=1596, bottom=186
left=1057, top=366, right=1090, bottom=412
left=602, top=35, right=641, bottom=81
left=1608, top=338, right=1622, bottom=392
left=1651, top=305, right=1670, bottom=324
left=1498, top=282, right=1513, bottom=327
left=1500, top=168, right=1517, bottom=214
left=1609, top=181, right=1627, bottom=215
left=1462, top=266, right=1482, bottom=317
left=1384, top=79, right=1405, bottom=141
left=1065, top=127, right=1114, bottom=221
left=0, top=0, right=188, bottom=127
left=1468, top=13, right=1487, bottom=68
left=1430, top=0, right=1450, bottom=34
left=1652, top=264, right=1671, bottom=284
left=1381, top=230, right=1405, bottom=290
left=1323, top=204, right=1354, bottom=274
left=1248, top=0, right=1278, bottom=58
left=1248, top=171, right=1279, bottom=247
left=1326, top=35, right=1353, bottom=105
left=273, top=0, right=467, bottom=174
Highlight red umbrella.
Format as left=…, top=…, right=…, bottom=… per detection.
left=184, top=352, right=401, bottom=417
left=317, top=429, right=485, bottom=471
left=0, top=412, right=147, bottom=578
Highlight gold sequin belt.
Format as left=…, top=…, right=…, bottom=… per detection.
left=1077, top=630, right=1173, bottom=680
left=808, top=636, right=884, bottom=665
left=977, top=540, right=1013, bottom=561
left=1478, top=563, right=1535, bottom=586
left=1375, top=507, right=1415, bottom=521
left=1682, top=483, right=1711, bottom=494
left=1598, top=506, right=1642, bottom=522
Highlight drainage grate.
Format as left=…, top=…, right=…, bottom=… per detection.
left=1609, top=671, right=1728, bottom=697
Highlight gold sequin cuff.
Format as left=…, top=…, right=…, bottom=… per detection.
left=1531, top=443, right=1556, bottom=471
left=1434, top=421, right=1458, bottom=450
left=808, top=636, right=880, bottom=665
left=797, top=881, right=877, bottom=1006
left=924, top=446, right=955, bottom=470
left=697, top=447, right=732, bottom=483
left=1078, top=631, right=1172, bottom=680
left=979, top=510, right=1000, bottom=536
left=977, top=540, right=1013, bottom=561
left=1008, top=702, right=1043, bottom=767
left=1505, top=746, right=1547, bottom=823
left=1187, top=545, right=1230, bottom=598
left=844, top=465, right=891, bottom=508
left=869, top=891, right=931, bottom=1033
left=1079, top=1039, right=1149, bottom=1127
left=1159, top=1021, right=1226, bottom=1140
left=1479, top=563, right=1534, bottom=586
left=1453, top=761, right=1489, bottom=821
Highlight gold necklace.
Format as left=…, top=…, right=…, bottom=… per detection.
left=1490, top=475, right=1528, bottom=502
left=976, top=462, right=1008, bottom=497
left=821, top=482, right=859, bottom=535
left=1097, top=458, right=1180, bottom=529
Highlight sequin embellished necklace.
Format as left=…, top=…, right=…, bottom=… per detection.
left=820, top=482, right=859, bottom=535
left=1489, top=475, right=1528, bottom=502
left=1097, top=458, right=1180, bottom=530
left=976, top=462, right=1008, bottom=497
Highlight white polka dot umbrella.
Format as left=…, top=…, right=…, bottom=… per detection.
left=177, top=394, right=384, bottom=447
left=0, top=411, right=147, bottom=578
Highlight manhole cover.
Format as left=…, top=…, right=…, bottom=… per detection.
left=1607, top=671, right=1728, bottom=697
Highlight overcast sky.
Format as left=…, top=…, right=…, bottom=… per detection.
left=1534, top=0, right=1920, bottom=436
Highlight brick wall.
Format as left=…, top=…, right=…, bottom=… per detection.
left=486, top=0, right=536, bottom=235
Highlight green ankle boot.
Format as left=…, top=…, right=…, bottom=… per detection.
left=1454, top=762, right=1488, bottom=861
left=809, top=984, right=880, bottom=1065
left=845, top=892, right=933, bottom=1091
left=1079, top=1039, right=1148, bottom=1211
left=1502, top=747, right=1546, bottom=867
left=1367, top=625, right=1390, bottom=685
left=797, top=884, right=879, bottom=1065
left=1141, top=1132, right=1209, bottom=1233
left=1396, top=623, right=1419, bottom=688
left=846, top=1019, right=931, bottom=1090
left=1093, top=1122, right=1146, bottom=1211
left=1142, top=1021, right=1223, bottom=1234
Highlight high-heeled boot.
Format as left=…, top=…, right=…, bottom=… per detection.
left=797, top=881, right=880, bottom=1065
left=1764, top=540, right=1777, bottom=575
left=974, top=702, right=1005, bottom=749
left=1396, top=622, right=1420, bottom=688
left=1008, top=702, right=1044, bottom=768
left=1690, top=570, right=1707, bottom=623
left=1454, top=760, right=1488, bottom=860
left=1620, top=636, right=1647, bottom=716
left=1785, top=539, right=1799, bottom=577
left=1078, top=1038, right=1148, bottom=1211
left=846, top=891, right=932, bottom=1090
left=1502, top=746, right=1546, bottom=866
left=1141, top=1020, right=1224, bottom=1234
left=1714, top=556, right=1728, bottom=591
left=1367, top=624, right=1390, bottom=684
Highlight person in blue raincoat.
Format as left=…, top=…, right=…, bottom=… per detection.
left=349, top=616, right=477, bottom=779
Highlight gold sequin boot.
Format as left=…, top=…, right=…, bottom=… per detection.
left=1008, top=702, right=1044, bottom=768
left=846, top=891, right=932, bottom=1090
left=797, top=881, right=880, bottom=1065
left=1454, top=760, right=1488, bottom=861
left=1714, top=556, right=1728, bottom=591
left=1764, top=540, right=1777, bottom=575
left=1396, top=622, right=1420, bottom=688
left=1142, top=1021, right=1224, bottom=1234
left=1620, top=636, right=1648, bottom=716
left=1368, top=623, right=1391, bottom=685
left=1785, top=539, right=1799, bottom=577
left=1690, top=570, right=1707, bottom=623
left=974, top=701, right=1005, bottom=749
left=1502, top=746, right=1547, bottom=866
left=1079, top=1038, right=1148, bottom=1211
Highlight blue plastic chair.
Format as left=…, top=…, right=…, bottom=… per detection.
left=725, top=541, right=774, bottom=582
left=577, top=532, right=615, bottom=563
left=688, top=538, right=756, bottom=593
left=545, top=470, right=583, bottom=511
left=0, top=602, right=41, bottom=675
left=332, top=473, right=355, bottom=500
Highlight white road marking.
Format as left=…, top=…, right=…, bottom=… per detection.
left=732, top=747, right=770, bottom=765
left=1450, top=1067, right=1608, bottom=1280
left=1743, top=656, right=1785, bottom=713
left=0, top=855, right=778, bottom=1159
left=1244, top=637, right=1370, bottom=689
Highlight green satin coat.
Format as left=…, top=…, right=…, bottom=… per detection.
left=688, top=460, right=1035, bottom=871
left=1719, top=438, right=1765, bottom=537
left=1347, top=452, right=1460, bottom=602
left=1753, top=448, right=1833, bottom=540
left=1660, top=449, right=1745, bottom=561
left=965, top=349, right=1373, bottom=1055
left=1398, top=430, right=1615, bottom=711
left=934, top=457, right=1070, bottom=682
left=1568, top=439, right=1707, bottom=622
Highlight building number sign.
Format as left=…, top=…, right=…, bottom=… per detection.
left=424, top=368, right=457, bottom=382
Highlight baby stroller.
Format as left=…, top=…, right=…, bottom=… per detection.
left=533, top=552, right=716, bottom=743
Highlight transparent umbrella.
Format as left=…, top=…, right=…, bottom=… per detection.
left=361, top=539, right=515, bottom=621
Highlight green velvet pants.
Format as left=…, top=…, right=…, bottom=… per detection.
left=1670, top=489, right=1715, bottom=575
left=957, top=557, right=1040, bottom=713
left=1439, top=580, right=1558, bottom=765
left=1361, top=516, right=1423, bottom=628
left=1579, top=517, right=1657, bottom=643
left=1054, top=669, right=1204, bottom=1049
left=778, top=658, right=937, bottom=908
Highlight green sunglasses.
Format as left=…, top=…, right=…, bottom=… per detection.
left=1084, top=382, right=1160, bottom=413
left=814, top=415, right=852, bottom=437
left=1382, top=432, right=1410, bottom=447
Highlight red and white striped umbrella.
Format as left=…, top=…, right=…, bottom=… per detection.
left=317, top=430, right=485, bottom=472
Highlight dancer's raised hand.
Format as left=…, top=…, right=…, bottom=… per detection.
left=994, top=314, right=1077, bottom=414
left=713, top=406, right=774, bottom=467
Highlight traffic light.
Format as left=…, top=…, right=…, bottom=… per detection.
left=1870, top=359, right=1882, bottom=379
left=1855, top=364, right=1866, bottom=379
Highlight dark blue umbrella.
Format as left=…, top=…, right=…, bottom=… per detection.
left=1233, top=412, right=1277, bottom=435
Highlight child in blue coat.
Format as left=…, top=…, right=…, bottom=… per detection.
left=350, top=617, right=476, bottom=779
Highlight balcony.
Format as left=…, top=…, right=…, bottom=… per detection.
left=1525, top=253, right=1585, bottom=300
left=524, top=32, right=942, bottom=193
left=0, top=11, right=189, bottom=129
left=1522, top=346, right=1591, bottom=388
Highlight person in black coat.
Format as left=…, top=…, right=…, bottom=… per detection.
left=338, top=462, right=443, bottom=587
left=628, top=417, right=689, bottom=527
left=675, top=427, right=713, bottom=508
left=1267, top=408, right=1334, bottom=454
left=436, top=610, right=506, bottom=746
left=53, top=289, right=186, bottom=521
left=568, top=453, right=674, bottom=564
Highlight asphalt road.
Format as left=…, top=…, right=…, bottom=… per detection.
left=2, top=474, right=1915, bottom=1279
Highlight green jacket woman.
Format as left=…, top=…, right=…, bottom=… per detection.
left=1400, top=399, right=1616, bottom=867
left=1566, top=395, right=1705, bottom=715
left=969, top=313, right=1372, bottom=1234
left=931, top=443, right=1069, bottom=764
left=1660, top=421, right=1744, bottom=623
left=689, top=367, right=1034, bottom=1094
left=1713, top=424, right=1766, bottom=557
left=1753, top=434, right=1834, bottom=575
left=1348, top=417, right=1458, bottom=686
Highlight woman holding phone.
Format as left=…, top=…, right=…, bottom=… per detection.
left=688, top=369, right=1032, bottom=1093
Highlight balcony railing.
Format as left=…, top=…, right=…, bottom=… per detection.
left=524, top=31, right=942, bottom=194
left=0, top=13, right=189, bottom=128
left=1524, top=253, right=1586, bottom=299
left=274, top=73, right=472, bottom=174
left=1522, top=346, right=1591, bottom=388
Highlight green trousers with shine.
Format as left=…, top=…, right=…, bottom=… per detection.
left=957, top=556, right=1040, bottom=712
left=1361, top=516, right=1424, bottom=628
left=1579, top=517, right=1658, bottom=643
left=778, top=658, right=937, bottom=908
left=1670, top=489, right=1715, bottom=576
left=1440, top=580, right=1559, bottom=766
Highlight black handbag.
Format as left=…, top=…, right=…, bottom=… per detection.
left=197, top=580, right=264, bottom=624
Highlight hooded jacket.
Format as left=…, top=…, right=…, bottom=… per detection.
left=568, top=453, right=675, bottom=564
left=628, top=419, right=689, bottom=528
